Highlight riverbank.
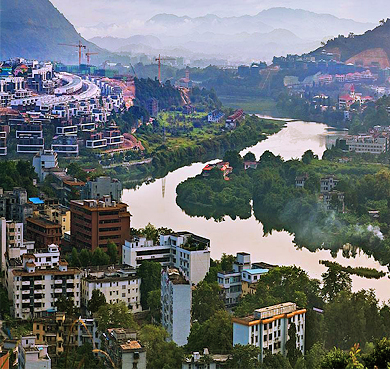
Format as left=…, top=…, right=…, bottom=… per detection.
left=122, top=121, right=389, bottom=302
left=119, top=115, right=285, bottom=187
left=176, top=148, right=390, bottom=268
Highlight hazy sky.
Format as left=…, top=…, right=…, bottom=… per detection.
left=52, top=0, right=388, bottom=26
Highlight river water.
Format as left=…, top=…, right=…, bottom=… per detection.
left=122, top=120, right=389, bottom=301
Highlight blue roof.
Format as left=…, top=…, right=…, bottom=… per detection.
left=243, top=268, right=269, bottom=275
left=29, top=197, right=44, bottom=205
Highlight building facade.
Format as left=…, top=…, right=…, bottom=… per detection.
left=18, top=336, right=51, bottom=369
left=32, top=150, right=58, bottom=182
left=161, top=268, right=191, bottom=347
left=70, top=196, right=131, bottom=252
left=5, top=244, right=81, bottom=319
left=232, top=302, right=306, bottom=362
left=81, top=265, right=141, bottom=312
left=26, top=217, right=62, bottom=249
left=81, top=176, right=123, bottom=202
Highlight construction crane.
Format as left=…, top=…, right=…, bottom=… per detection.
left=59, top=40, right=86, bottom=65
left=86, top=50, right=98, bottom=65
left=155, top=54, right=175, bottom=82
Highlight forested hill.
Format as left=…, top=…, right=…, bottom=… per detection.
left=0, top=0, right=108, bottom=63
left=311, top=19, right=390, bottom=68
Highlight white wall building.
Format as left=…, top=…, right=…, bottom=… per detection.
left=18, top=335, right=51, bottom=369
left=123, top=232, right=210, bottom=285
left=32, top=150, right=59, bottom=182
left=5, top=244, right=81, bottom=319
left=161, top=268, right=191, bottom=347
left=346, top=135, right=388, bottom=154
left=233, top=302, right=306, bottom=362
left=81, top=266, right=141, bottom=313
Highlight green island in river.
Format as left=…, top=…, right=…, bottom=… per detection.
left=176, top=148, right=390, bottom=269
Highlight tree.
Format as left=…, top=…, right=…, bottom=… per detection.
left=55, top=295, right=78, bottom=316
left=302, top=150, right=318, bottom=165
left=320, top=348, right=349, bottom=369
left=87, top=289, right=106, bottom=314
left=138, top=261, right=162, bottom=309
left=305, top=342, right=326, bottom=369
left=192, top=281, right=225, bottom=323
left=230, top=344, right=261, bottom=369
left=106, top=241, right=118, bottom=264
left=70, top=248, right=81, bottom=267
left=139, top=325, right=184, bottom=369
left=141, top=223, right=159, bottom=243
left=79, top=249, right=91, bottom=267
left=262, top=352, right=292, bottom=369
left=221, top=253, right=235, bottom=272
left=96, top=302, right=138, bottom=332
left=243, top=152, right=256, bottom=162
left=186, top=310, right=233, bottom=354
left=223, top=150, right=243, bottom=172
left=147, top=289, right=161, bottom=323
left=321, top=265, right=352, bottom=302
left=92, top=247, right=110, bottom=266
left=286, top=323, right=302, bottom=367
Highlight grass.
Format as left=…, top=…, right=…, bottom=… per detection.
left=219, top=95, right=277, bottom=115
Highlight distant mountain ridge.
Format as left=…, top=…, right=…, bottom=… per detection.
left=311, top=19, right=390, bottom=69
left=0, top=0, right=108, bottom=63
left=147, top=8, right=375, bottom=39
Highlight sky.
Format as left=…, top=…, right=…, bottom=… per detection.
left=52, top=0, right=389, bottom=25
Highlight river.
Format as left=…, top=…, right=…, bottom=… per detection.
left=122, top=120, right=389, bottom=301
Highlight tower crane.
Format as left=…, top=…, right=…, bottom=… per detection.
left=155, top=54, right=175, bottom=83
left=86, top=50, right=98, bottom=65
left=59, top=40, right=86, bottom=65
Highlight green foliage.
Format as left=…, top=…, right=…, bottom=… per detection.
left=286, top=323, right=302, bottom=367
left=55, top=295, right=78, bottom=317
left=0, top=160, right=38, bottom=196
left=231, top=344, right=261, bottom=369
left=96, top=302, right=138, bottom=332
left=138, top=261, right=162, bottom=310
left=320, top=260, right=385, bottom=280
left=223, top=150, right=244, bottom=172
left=302, top=150, right=318, bottom=165
left=320, top=348, right=349, bottom=369
left=0, top=283, right=11, bottom=317
left=87, top=289, right=107, bottom=314
left=321, top=264, right=352, bottom=302
left=56, top=342, right=102, bottom=369
left=192, top=281, right=225, bottom=324
left=106, top=241, right=118, bottom=264
left=147, top=289, right=161, bottom=323
left=262, top=352, right=293, bottom=369
left=187, top=310, right=233, bottom=354
left=243, top=151, right=257, bottom=162
left=139, top=324, right=184, bottom=369
left=66, top=162, right=88, bottom=182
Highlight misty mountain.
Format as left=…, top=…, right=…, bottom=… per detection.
left=147, top=8, right=374, bottom=40
left=90, top=35, right=162, bottom=52
left=0, top=0, right=127, bottom=65
left=311, top=19, right=390, bottom=69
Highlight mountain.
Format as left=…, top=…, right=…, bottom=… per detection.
left=147, top=8, right=374, bottom=40
left=0, top=0, right=107, bottom=63
left=311, top=19, right=390, bottom=69
left=90, top=35, right=162, bottom=52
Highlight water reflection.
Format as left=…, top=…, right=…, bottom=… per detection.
left=122, top=121, right=389, bottom=301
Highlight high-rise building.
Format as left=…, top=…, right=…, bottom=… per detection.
left=232, top=302, right=306, bottom=362
left=161, top=268, right=191, bottom=346
left=5, top=244, right=81, bottom=319
left=0, top=187, right=33, bottom=223
left=70, top=196, right=130, bottom=252
left=26, top=217, right=62, bottom=249
left=81, top=176, right=123, bottom=202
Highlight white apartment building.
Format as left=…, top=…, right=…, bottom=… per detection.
left=18, top=335, right=51, bottom=369
left=233, top=302, right=306, bottom=362
left=346, top=135, right=388, bottom=154
left=5, top=244, right=81, bottom=319
left=320, top=175, right=339, bottom=194
left=32, top=150, right=58, bottom=182
left=81, top=265, right=142, bottom=313
left=123, top=232, right=210, bottom=285
left=161, top=268, right=191, bottom=347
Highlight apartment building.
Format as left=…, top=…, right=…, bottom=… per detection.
left=70, top=196, right=131, bottom=252
left=346, top=135, right=388, bottom=154
left=123, top=232, right=210, bottom=285
left=161, top=268, right=191, bottom=346
left=0, top=218, right=25, bottom=270
left=26, top=217, right=62, bottom=249
left=18, top=336, right=51, bottom=369
left=81, top=265, right=141, bottom=312
left=32, top=150, right=58, bottom=182
left=81, top=176, right=123, bottom=202
left=320, top=175, right=339, bottom=194
left=217, top=253, right=269, bottom=306
left=182, top=350, right=230, bottom=369
left=5, top=244, right=81, bottom=319
left=103, top=328, right=146, bottom=369
left=0, top=187, right=33, bottom=223
left=233, top=302, right=306, bottom=362
left=51, top=135, right=79, bottom=156
left=33, top=312, right=101, bottom=361
left=16, top=121, right=44, bottom=154
left=0, top=130, right=7, bottom=155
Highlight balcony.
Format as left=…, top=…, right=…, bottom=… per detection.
left=54, top=288, right=62, bottom=293
left=22, top=281, right=31, bottom=286
left=54, top=279, right=63, bottom=284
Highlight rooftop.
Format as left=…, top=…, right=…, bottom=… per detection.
left=120, top=341, right=142, bottom=351
left=243, top=268, right=269, bottom=275
left=166, top=268, right=189, bottom=285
